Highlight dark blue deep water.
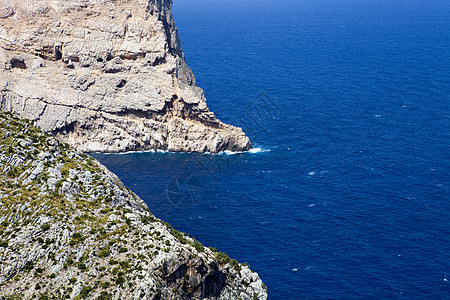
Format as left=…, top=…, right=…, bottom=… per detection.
left=93, top=0, right=450, bottom=298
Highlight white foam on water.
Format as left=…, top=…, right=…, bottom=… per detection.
left=249, top=147, right=269, bottom=154
left=95, top=147, right=270, bottom=156
left=308, top=171, right=316, bottom=176
left=98, top=149, right=170, bottom=155
left=215, top=147, right=271, bottom=156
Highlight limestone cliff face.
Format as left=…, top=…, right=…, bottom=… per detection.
left=0, top=0, right=252, bottom=153
left=0, top=112, right=267, bottom=299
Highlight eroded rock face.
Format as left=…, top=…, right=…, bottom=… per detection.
left=0, top=0, right=252, bottom=153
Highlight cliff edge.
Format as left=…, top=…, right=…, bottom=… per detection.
left=0, top=0, right=252, bottom=153
left=0, top=112, right=267, bottom=299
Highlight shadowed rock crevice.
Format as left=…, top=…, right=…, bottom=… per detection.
left=10, top=57, right=27, bottom=69
left=149, top=0, right=182, bottom=57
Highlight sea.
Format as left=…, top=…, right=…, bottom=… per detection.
left=92, top=0, right=450, bottom=298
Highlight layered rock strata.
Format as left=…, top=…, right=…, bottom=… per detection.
left=0, top=0, right=252, bottom=153
left=0, top=112, right=267, bottom=299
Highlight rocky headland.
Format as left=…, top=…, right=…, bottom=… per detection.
left=0, top=111, right=267, bottom=299
left=0, top=0, right=252, bottom=153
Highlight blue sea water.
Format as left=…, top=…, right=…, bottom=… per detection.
left=93, top=0, right=450, bottom=298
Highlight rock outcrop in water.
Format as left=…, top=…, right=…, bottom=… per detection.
left=0, top=0, right=252, bottom=153
left=0, top=112, right=267, bottom=299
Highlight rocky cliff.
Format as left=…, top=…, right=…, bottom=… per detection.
left=0, top=0, right=252, bottom=153
left=0, top=112, right=267, bottom=299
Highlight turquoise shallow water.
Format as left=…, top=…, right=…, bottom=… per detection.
left=93, top=0, right=450, bottom=298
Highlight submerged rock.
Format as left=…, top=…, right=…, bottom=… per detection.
left=0, top=0, right=252, bottom=154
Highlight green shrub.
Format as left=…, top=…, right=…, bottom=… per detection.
left=141, top=215, right=156, bottom=224
left=163, top=222, right=188, bottom=244
left=55, top=179, right=65, bottom=192
left=230, top=259, right=241, bottom=272
left=193, top=240, right=204, bottom=252
left=78, top=262, right=87, bottom=270
left=97, top=247, right=110, bottom=258
left=80, top=285, right=92, bottom=298
left=115, top=276, right=125, bottom=285
left=69, top=232, right=85, bottom=245
left=96, top=291, right=112, bottom=300
left=215, top=252, right=230, bottom=266
left=24, top=261, right=34, bottom=270
left=214, top=251, right=241, bottom=272
left=101, top=281, right=110, bottom=289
